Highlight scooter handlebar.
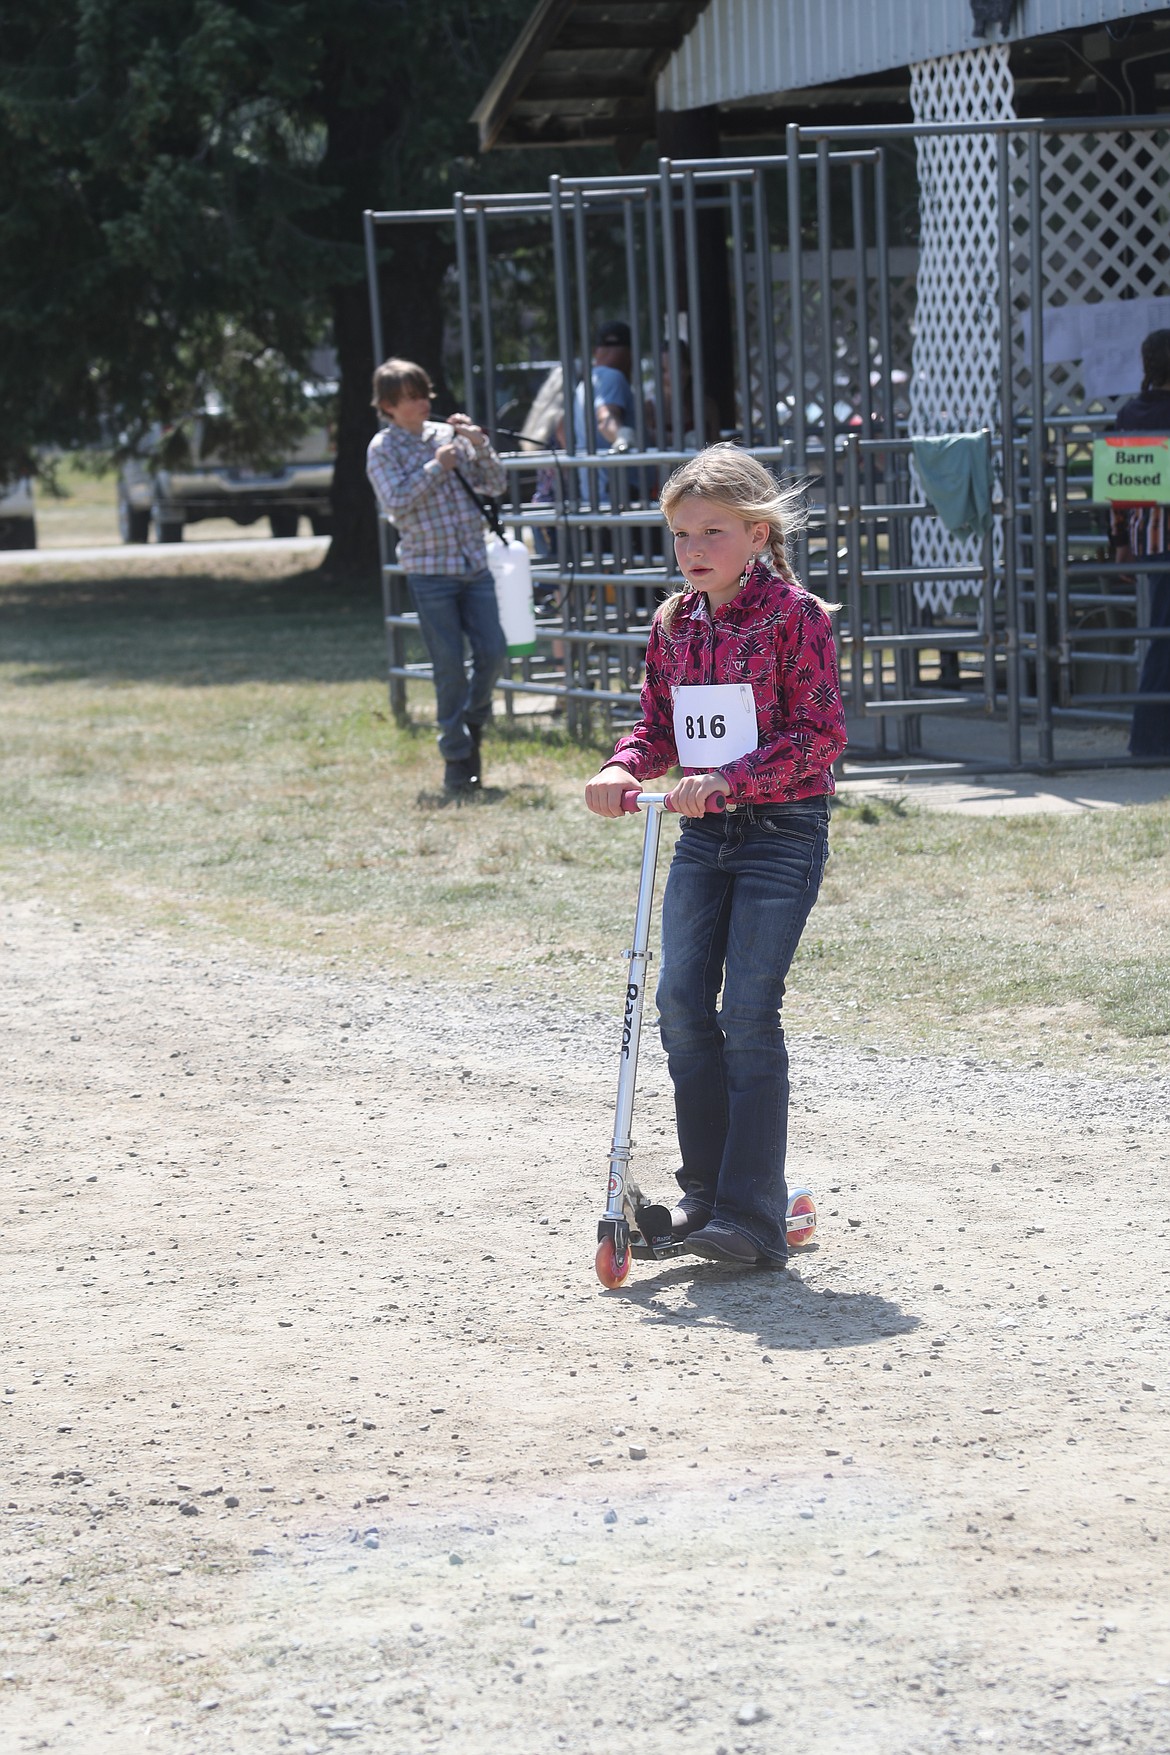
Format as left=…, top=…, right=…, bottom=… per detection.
left=619, top=789, right=726, bottom=815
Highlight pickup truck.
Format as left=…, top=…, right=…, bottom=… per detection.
left=117, top=410, right=334, bottom=542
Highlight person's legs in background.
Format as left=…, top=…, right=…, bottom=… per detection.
left=1130, top=570, right=1170, bottom=758
left=406, top=572, right=482, bottom=789
left=458, top=569, right=509, bottom=781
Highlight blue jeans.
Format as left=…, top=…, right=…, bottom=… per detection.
left=656, top=801, right=831, bottom=1266
left=1130, top=571, right=1170, bottom=758
left=406, top=569, right=508, bottom=761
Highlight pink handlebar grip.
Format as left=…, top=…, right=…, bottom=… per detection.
left=619, top=789, right=726, bottom=814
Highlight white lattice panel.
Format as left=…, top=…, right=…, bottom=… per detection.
left=1010, top=128, right=1170, bottom=418
left=908, top=45, right=1015, bottom=613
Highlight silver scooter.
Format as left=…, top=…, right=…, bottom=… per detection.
left=594, top=788, right=818, bottom=1289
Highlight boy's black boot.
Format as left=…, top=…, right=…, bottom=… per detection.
left=466, top=722, right=484, bottom=784
left=443, top=755, right=478, bottom=794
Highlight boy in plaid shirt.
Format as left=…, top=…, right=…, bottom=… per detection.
left=367, top=358, right=508, bottom=793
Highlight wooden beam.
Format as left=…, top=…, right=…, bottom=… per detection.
left=470, top=0, right=576, bottom=153
left=558, top=20, right=680, bottom=50
left=496, top=104, right=656, bottom=146
left=525, top=71, right=649, bottom=100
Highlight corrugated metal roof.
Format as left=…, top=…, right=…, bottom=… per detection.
left=658, top=0, right=1169, bottom=110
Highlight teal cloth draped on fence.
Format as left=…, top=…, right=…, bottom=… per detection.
left=911, top=433, right=992, bottom=540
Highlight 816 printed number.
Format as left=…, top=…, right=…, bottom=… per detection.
left=684, top=713, right=726, bottom=740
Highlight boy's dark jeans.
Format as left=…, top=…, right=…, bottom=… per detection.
left=406, top=569, right=508, bottom=761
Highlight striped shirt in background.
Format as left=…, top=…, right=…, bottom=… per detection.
left=366, top=421, right=507, bottom=575
left=1112, top=502, right=1168, bottom=561
left=1110, top=388, right=1170, bottom=560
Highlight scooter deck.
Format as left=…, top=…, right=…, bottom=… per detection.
left=630, top=1239, right=686, bottom=1262
left=627, top=1200, right=681, bottom=1262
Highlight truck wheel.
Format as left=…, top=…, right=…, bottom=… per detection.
left=118, top=491, right=150, bottom=544
left=0, top=517, right=36, bottom=551
left=269, top=510, right=299, bottom=539
left=153, top=508, right=184, bottom=543
left=309, top=513, right=333, bottom=537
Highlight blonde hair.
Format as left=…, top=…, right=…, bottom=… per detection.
left=657, top=444, right=832, bottom=627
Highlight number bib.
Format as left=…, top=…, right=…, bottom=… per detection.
left=671, top=683, right=759, bottom=768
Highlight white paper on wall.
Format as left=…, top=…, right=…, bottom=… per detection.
left=1018, top=298, right=1170, bottom=398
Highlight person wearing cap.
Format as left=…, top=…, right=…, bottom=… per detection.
left=572, top=320, right=637, bottom=507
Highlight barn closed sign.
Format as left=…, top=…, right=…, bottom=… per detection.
left=1092, top=434, right=1170, bottom=504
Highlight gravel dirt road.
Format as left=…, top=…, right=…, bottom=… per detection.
left=3, top=898, right=1169, bottom=1755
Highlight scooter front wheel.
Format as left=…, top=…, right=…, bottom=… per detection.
left=595, top=1238, right=632, bottom=1289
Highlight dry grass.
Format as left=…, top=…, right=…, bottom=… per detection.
left=1, top=551, right=1167, bottom=1070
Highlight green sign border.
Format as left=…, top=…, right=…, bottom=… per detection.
left=1092, top=434, right=1170, bottom=505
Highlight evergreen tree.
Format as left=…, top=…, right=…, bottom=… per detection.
left=0, top=0, right=536, bottom=572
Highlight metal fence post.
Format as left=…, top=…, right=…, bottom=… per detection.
left=659, top=159, right=684, bottom=452
left=752, top=169, right=778, bottom=452
left=995, top=130, right=1022, bottom=765
left=473, top=204, right=497, bottom=444
left=816, top=139, right=839, bottom=610
left=453, top=194, right=476, bottom=422
left=681, top=166, right=706, bottom=444
left=784, top=125, right=806, bottom=472
left=1027, top=131, right=1053, bottom=765
left=844, top=431, right=865, bottom=712
left=728, top=179, right=753, bottom=445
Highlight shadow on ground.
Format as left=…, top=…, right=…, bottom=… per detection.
left=618, top=1258, right=920, bottom=1351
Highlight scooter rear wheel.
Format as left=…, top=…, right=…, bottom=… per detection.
left=595, top=1238, right=632, bottom=1289
left=786, top=1189, right=818, bottom=1250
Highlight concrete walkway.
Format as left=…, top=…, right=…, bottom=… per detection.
left=836, top=763, right=1170, bottom=815
left=0, top=535, right=327, bottom=569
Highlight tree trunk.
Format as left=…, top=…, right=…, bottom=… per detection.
left=322, top=279, right=380, bottom=580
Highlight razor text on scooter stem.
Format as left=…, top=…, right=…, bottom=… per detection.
left=621, top=982, right=639, bottom=1058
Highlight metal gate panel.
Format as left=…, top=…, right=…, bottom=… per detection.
left=364, top=108, right=1170, bottom=772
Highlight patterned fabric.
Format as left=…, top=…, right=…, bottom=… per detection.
left=1110, top=390, right=1170, bottom=560
left=1113, top=502, right=1169, bottom=560
left=610, top=561, right=847, bottom=803
left=366, top=420, right=507, bottom=575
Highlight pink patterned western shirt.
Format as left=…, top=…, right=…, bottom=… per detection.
left=611, top=561, right=847, bottom=803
